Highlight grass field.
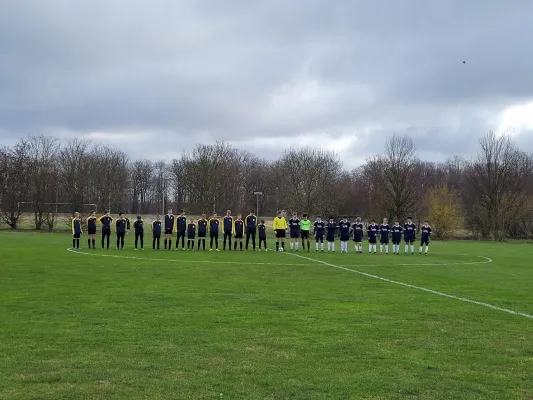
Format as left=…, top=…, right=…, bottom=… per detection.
left=1, top=232, right=532, bottom=399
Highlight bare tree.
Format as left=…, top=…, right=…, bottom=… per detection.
left=466, top=132, right=531, bottom=239
left=276, top=148, right=342, bottom=216
left=59, top=138, right=92, bottom=213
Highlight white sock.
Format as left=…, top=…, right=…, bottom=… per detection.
left=425, top=245, right=429, bottom=253
left=405, top=245, right=408, bottom=253
left=290, top=242, right=294, bottom=250
left=295, top=242, right=299, bottom=250
left=380, top=244, right=383, bottom=253
left=385, top=245, right=388, bottom=253
left=359, top=244, right=363, bottom=253
left=419, top=246, right=422, bottom=253
left=332, top=242, right=335, bottom=251
left=373, top=244, right=376, bottom=253
left=410, top=244, right=414, bottom=253
left=321, top=243, right=324, bottom=250
left=327, top=242, right=330, bottom=251
left=315, top=242, right=318, bottom=250
left=369, top=244, right=372, bottom=253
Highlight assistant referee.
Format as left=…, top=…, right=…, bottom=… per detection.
left=273, top=210, right=288, bottom=251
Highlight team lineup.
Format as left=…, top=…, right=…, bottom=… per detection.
left=70, top=209, right=433, bottom=255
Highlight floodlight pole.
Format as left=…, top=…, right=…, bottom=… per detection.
left=253, top=191, right=263, bottom=217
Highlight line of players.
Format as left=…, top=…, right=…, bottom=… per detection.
left=286, top=214, right=432, bottom=255
left=70, top=209, right=432, bottom=255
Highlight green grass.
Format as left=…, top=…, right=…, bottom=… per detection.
left=1, top=232, right=532, bottom=399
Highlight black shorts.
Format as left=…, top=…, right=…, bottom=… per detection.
left=275, top=229, right=286, bottom=238
left=368, top=237, right=377, bottom=244
left=224, top=229, right=232, bottom=236
left=198, top=233, right=206, bottom=238
left=404, top=236, right=414, bottom=243
left=301, top=230, right=310, bottom=239
left=177, top=229, right=186, bottom=237
left=380, top=237, right=389, bottom=244
left=353, top=234, right=363, bottom=242
left=117, top=232, right=125, bottom=238
left=188, top=234, right=195, bottom=240
left=73, top=232, right=81, bottom=239
left=392, top=240, right=401, bottom=245
left=235, top=232, right=243, bottom=239
left=290, top=230, right=299, bottom=239
left=421, top=238, right=430, bottom=246
left=210, top=232, right=219, bottom=238
left=153, top=233, right=161, bottom=238
left=102, top=228, right=111, bottom=236
left=165, top=228, right=173, bottom=235
left=88, top=228, right=96, bottom=235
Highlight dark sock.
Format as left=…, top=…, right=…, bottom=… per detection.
left=88, top=239, right=91, bottom=248
left=164, top=239, right=167, bottom=249
left=169, top=240, right=172, bottom=249
left=76, top=239, right=80, bottom=249
left=240, top=242, right=243, bottom=250
left=92, top=239, right=95, bottom=248
left=276, top=242, right=279, bottom=250
left=72, top=239, right=76, bottom=248
left=282, top=242, right=285, bottom=249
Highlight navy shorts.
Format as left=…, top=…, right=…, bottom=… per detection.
left=368, top=237, right=377, bottom=244
left=165, top=228, right=173, bottom=235
left=353, top=234, right=363, bottom=242
left=290, top=230, right=299, bottom=239
left=73, top=232, right=81, bottom=238
left=421, top=238, right=430, bottom=246
left=380, top=237, right=389, bottom=244
left=404, top=236, right=414, bottom=243
left=301, top=230, right=310, bottom=239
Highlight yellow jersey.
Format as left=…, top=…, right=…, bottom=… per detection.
left=273, top=216, right=288, bottom=230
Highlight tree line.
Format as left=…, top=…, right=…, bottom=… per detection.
left=1, top=132, right=532, bottom=239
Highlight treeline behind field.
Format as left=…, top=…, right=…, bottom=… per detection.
left=1, top=132, right=532, bottom=239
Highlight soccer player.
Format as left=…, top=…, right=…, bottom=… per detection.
left=209, top=213, right=220, bottom=251
left=233, top=213, right=245, bottom=251
left=300, top=214, right=311, bottom=251
left=338, top=217, right=351, bottom=253
left=314, top=216, right=326, bottom=252
left=223, top=210, right=233, bottom=251
left=176, top=209, right=187, bottom=251
left=164, top=209, right=175, bottom=250
left=86, top=211, right=97, bottom=249
left=133, top=215, right=144, bottom=250
left=197, top=214, right=208, bottom=251
left=97, top=210, right=113, bottom=250
left=71, top=212, right=82, bottom=249
left=288, top=212, right=300, bottom=251
left=273, top=210, right=287, bottom=251
left=419, top=220, right=432, bottom=255
left=326, top=216, right=337, bottom=252
left=404, top=217, right=416, bottom=255
left=115, top=213, right=127, bottom=250
left=367, top=219, right=379, bottom=254
left=187, top=219, right=196, bottom=250
left=391, top=220, right=403, bottom=254
left=152, top=215, right=162, bottom=250
left=379, top=218, right=390, bottom=254
left=258, top=219, right=268, bottom=251
left=351, top=217, right=364, bottom=253
left=245, top=210, right=258, bottom=251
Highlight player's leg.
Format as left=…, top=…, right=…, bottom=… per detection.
left=135, top=233, right=139, bottom=249
left=210, top=233, right=214, bottom=250
left=295, top=235, right=299, bottom=251
left=245, top=230, right=250, bottom=250
left=252, top=232, right=256, bottom=250
left=425, top=240, right=429, bottom=254
left=410, top=240, right=414, bottom=254
left=419, top=240, right=423, bottom=254
left=215, top=234, right=219, bottom=250
left=140, top=233, right=144, bottom=249
left=276, top=232, right=280, bottom=251
left=281, top=237, right=285, bottom=250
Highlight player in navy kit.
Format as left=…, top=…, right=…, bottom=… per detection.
left=258, top=220, right=268, bottom=251
left=175, top=210, right=187, bottom=251
left=187, top=219, right=196, bottom=250
left=152, top=215, right=162, bottom=250
left=419, top=220, right=432, bottom=255
left=391, top=220, right=403, bottom=254
left=314, top=216, right=326, bottom=252
left=197, top=214, right=208, bottom=251
left=367, top=219, right=379, bottom=254
left=404, top=217, right=416, bottom=255
left=288, top=213, right=300, bottom=251
left=379, top=218, right=390, bottom=254
left=351, top=217, right=364, bottom=253
left=164, top=209, right=175, bottom=250
left=338, top=217, right=351, bottom=253
left=326, top=217, right=337, bottom=252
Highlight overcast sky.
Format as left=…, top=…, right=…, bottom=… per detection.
left=1, top=0, right=533, bottom=168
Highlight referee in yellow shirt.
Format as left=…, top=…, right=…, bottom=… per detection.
left=273, top=210, right=288, bottom=252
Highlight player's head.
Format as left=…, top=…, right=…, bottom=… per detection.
left=277, top=210, right=282, bottom=217
left=251, top=210, right=255, bottom=215
left=156, top=214, right=160, bottom=221
left=407, top=217, right=412, bottom=223
left=106, top=210, right=110, bottom=216
left=424, top=220, right=429, bottom=225
left=226, top=209, right=231, bottom=216
left=260, top=219, right=265, bottom=224
left=74, top=212, right=80, bottom=218
left=201, top=213, right=206, bottom=219
left=395, top=219, right=399, bottom=225
left=342, top=216, right=347, bottom=221
left=383, top=217, right=388, bottom=224
left=316, top=215, right=321, bottom=221
left=371, top=219, right=375, bottom=224
left=91, top=211, right=95, bottom=216
left=303, top=213, right=307, bottom=219
left=329, top=216, right=334, bottom=222
left=191, top=218, right=195, bottom=223
left=167, top=209, right=172, bottom=214
left=180, top=209, right=185, bottom=215
left=119, top=212, right=123, bottom=217
left=237, top=213, right=241, bottom=219
left=212, top=212, right=218, bottom=218
left=356, top=217, right=361, bottom=223
left=292, top=211, right=297, bottom=217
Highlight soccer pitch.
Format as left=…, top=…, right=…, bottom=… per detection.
left=1, top=232, right=532, bottom=399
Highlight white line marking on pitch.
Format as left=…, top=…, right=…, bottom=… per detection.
left=65, top=248, right=307, bottom=266
left=336, top=255, right=493, bottom=268
left=286, top=252, right=533, bottom=320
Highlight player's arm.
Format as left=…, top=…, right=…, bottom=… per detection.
left=71, top=218, right=75, bottom=234
left=96, top=215, right=103, bottom=224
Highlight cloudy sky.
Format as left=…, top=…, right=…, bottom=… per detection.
left=1, top=0, right=533, bottom=168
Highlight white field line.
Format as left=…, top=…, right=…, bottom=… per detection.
left=65, top=248, right=307, bottom=266
left=66, top=248, right=493, bottom=268
left=286, top=252, right=533, bottom=320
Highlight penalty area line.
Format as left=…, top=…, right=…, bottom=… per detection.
left=335, top=255, right=492, bottom=268
left=65, top=248, right=308, bottom=267
left=286, top=252, right=533, bottom=320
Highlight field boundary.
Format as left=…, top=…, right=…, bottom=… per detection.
left=66, top=248, right=493, bottom=268
left=286, top=252, right=533, bottom=320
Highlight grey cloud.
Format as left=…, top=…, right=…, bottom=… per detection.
left=1, top=0, right=533, bottom=163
